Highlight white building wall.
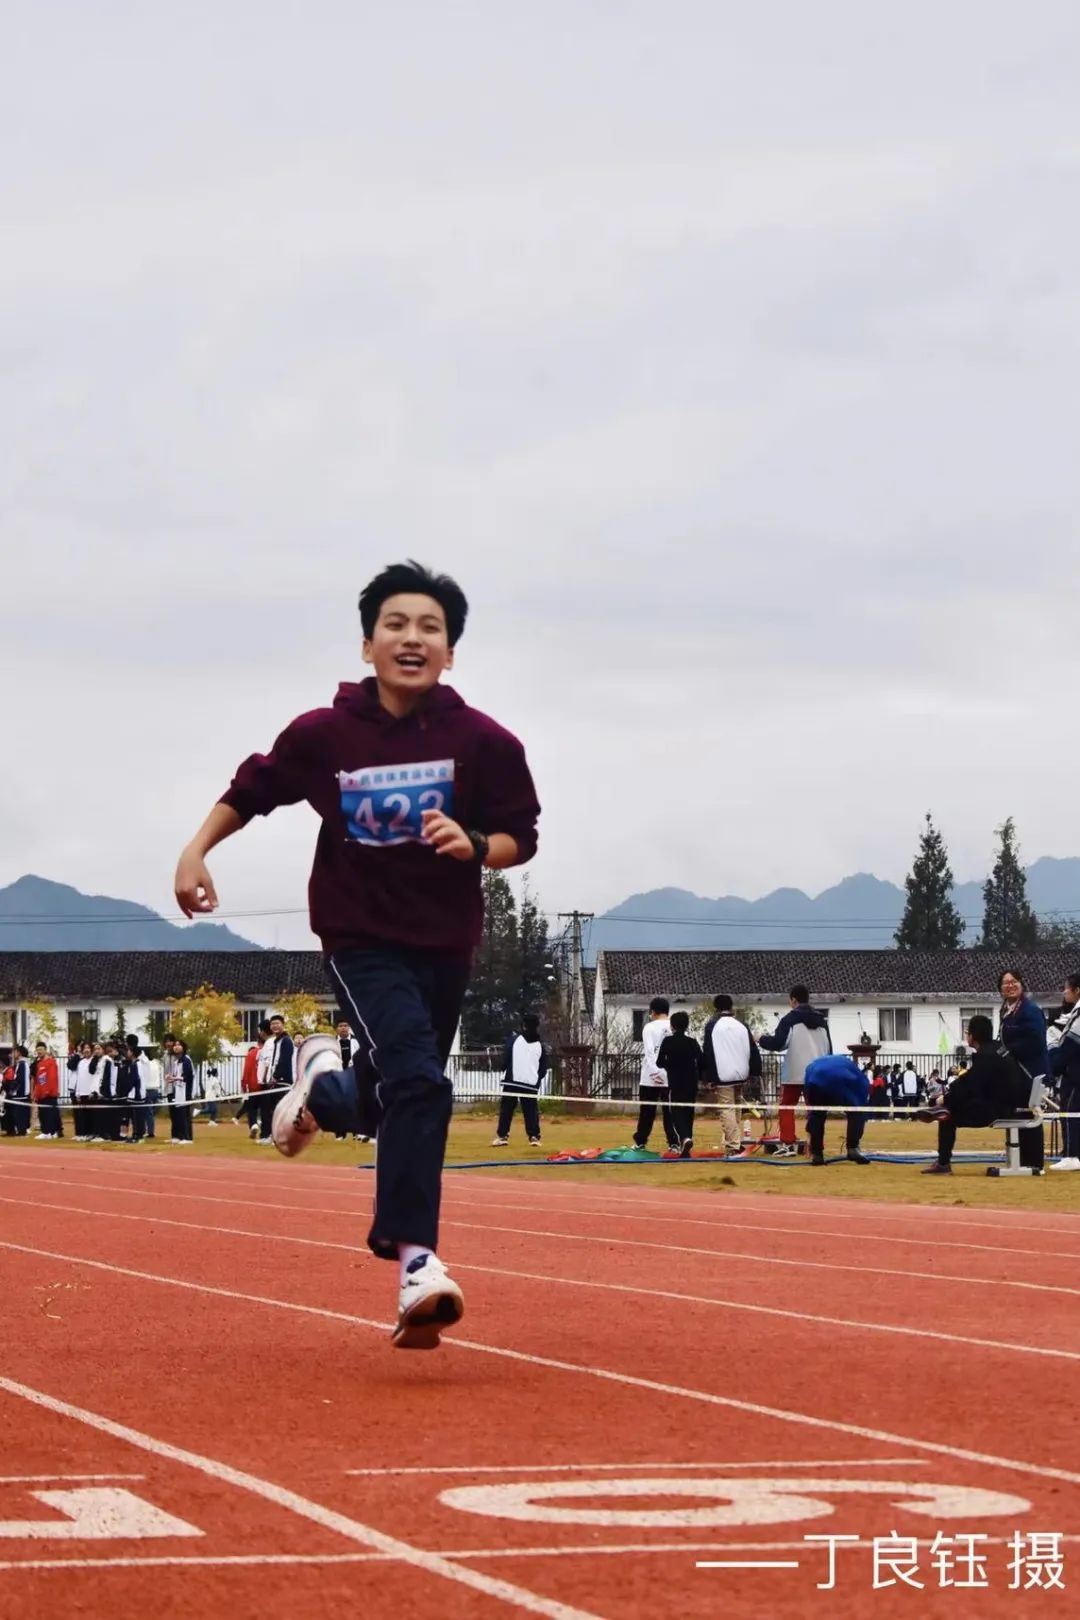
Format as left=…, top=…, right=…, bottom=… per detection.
left=600, top=995, right=992, bottom=1058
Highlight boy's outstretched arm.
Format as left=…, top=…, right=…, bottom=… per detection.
left=174, top=803, right=244, bottom=916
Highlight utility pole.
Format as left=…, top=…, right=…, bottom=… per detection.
left=557, top=910, right=594, bottom=1045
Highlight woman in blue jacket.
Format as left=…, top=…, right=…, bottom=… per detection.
left=998, top=967, right=1047, bottom=1170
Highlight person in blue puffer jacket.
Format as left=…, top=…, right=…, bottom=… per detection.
left=803, top=1053, right=871, bottom=1167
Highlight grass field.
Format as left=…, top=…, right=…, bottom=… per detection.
left=2, top=1103, right=1076, bottom=1210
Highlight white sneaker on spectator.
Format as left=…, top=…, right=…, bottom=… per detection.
left=392, top=1255, right=464, bottom=1351
left=272, top=1035, right=338, bottom=1158
left=1050, top=1156, right=1080, bottom=1172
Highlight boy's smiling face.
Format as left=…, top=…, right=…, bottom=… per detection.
left=363, top=591, right=454, bottom=703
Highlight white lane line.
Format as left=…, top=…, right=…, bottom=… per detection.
left=10, top=1534, right=1080, bottom=1572
left=6, top=1197, right=1078, bottom=1363
left=0, top=1475, right=144, bottom=1483
left=3, top=1240, right=1080, bottom=1491
left=5, top=1181, right=1078, bottom=1295
left=345, top=1460, right=926, bottom=1476
left=8, top=1163, right=1076, bottom=1266
left=0, top=1377, right=602, bottom=1620
left=14, top=1151, right=1080, bottom=1239
left=6, top=1198, right=1078, bottom=1361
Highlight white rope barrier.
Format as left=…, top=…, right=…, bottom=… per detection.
left=2, top=1088, right=1077, bottom=1119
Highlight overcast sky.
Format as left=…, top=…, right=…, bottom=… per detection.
left=3, top=2, right=1079, bottom=948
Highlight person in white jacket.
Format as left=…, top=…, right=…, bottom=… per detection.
left=631, top=997, right=678, bottom=1152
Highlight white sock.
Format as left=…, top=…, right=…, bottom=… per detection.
left=398, top=1244, right=433, bottom=1284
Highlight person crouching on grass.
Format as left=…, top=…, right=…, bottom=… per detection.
left=173, top=561, right=541, bottom=1350
left=802, top=1053, right=872, bottom=1166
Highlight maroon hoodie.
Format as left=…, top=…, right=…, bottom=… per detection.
left=219, top=679, right=540, bottom=956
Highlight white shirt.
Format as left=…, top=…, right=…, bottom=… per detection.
left=256, top=1042, right=273, bottom=1088
left=902, top=1067, right=919, bottom=1097
left=640, top=1018, right=672, bottom=1088
left=710, top=1016, right=752, bottom=1084
left=510, top=1036, right=544, bottom=1092
left=74, top=1058, right=96, bottom=1099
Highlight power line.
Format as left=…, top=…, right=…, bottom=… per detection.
left=2, top=907, right=1079, bottom=932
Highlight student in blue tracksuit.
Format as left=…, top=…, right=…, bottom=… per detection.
left=803, top=1053, right=871, bottom=1166
left=171, top=1038, right=196, bottom=1143
left=998, top=967, right=1047, bottom=1172
left=1048, top=973, right=1080, bottom=1171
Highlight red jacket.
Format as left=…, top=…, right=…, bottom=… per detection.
left=241, top=1046, right=260, bottom=1093
left=32, top=1056, right=60, bottom=1100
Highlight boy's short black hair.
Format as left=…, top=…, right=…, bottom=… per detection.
left=522, top=1013, right=541, bottom=1039
left=967, top=1014, right=994, bottom=1045
left=713, top=993, right=733, bottom=1012
left=670, top=1010, right=690, bottom=1034
left=1068, top=972, right=1080, bottom=994
left=649, top=996, right=670, bottom=1015
left=359, top=560, right=469, bottom=648
left=258, top=1019, right=273, bottom=1035
left=790, top=985, right=810, bottom=1004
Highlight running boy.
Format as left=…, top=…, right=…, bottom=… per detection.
left=173, top=561, right=540, bottom=1349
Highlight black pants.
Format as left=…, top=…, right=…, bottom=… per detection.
left=669, top=1083, right=698, bottom=1146
left=257, top=1087, right=286, bottom=1139
left=938, top=1104, right=1044, bottom=1168
left=806, top=1088, right=867, bottom=1157
left=37, top=1098, right=62, bottom=1137
left=171, top=1086, right=194, bottom=1141
left=306, top=946, right=470, bottom=1260
left=1061, top=1077, right=1080, bottom=1160
left=634, top=1085, right=679, bottom=1150
left=497, top=1091, right=541, bottom=1141
left=2, top=1095, right=28, bottom=1136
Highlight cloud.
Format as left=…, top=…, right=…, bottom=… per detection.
left=3, top=1, right=1078, bottom=943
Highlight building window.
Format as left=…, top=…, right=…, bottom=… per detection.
left=143, top=1009, right=173, bottom=1045
left=631, top=1009, right=647, bottom=1042
left=959, top=1006, right=995, bottom=1035
left=878, top=1007, right=912, bottom=1043
left=67, top=1009, right=100, bottom=1047
left=240, top=1009, right=266, bottom=1044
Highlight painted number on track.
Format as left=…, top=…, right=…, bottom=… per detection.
left=0, top=1487, right=203, bottom=1541
left=440, top=1477, right=1032, bottom=1530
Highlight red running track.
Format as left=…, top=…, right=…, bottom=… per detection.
left=1, top=1146, right=1078, bottom=1619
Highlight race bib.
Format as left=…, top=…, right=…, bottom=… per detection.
left=339, top=759, right=455, bottom=847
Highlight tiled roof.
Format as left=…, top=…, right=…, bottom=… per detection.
left=0, top=952, right=328, bottom=1002
left=598, top=949, right=1078, bottom=1000
left=580, top=967, right=597, bottom=1016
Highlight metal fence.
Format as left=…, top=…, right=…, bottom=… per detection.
left=51, top=1049, right=957, bottom=1105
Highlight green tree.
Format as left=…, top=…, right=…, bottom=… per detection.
left=895, top=813, right=965, bottom=950
left=22, top=999, right=64, bottom=1051
left=167, top=984, right=243, bottom=1067
left=517, top=875, right=554, bottom=1016
left=980, top=817, right=1039, bottom=950
left=461, top=872, right=520, bottom=1046
left=1036, top=913, right=1080, bottom=950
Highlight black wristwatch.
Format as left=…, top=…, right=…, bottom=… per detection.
left=467, top=830, right=490, bottom=863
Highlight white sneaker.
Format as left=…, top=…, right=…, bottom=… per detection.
left=392, top=1255, right=465, bottom=1351
left=271, top=1034, right=339, bottom=1158
left=248, top=1123, right=259, bottom=1139
left=772, top=1143, right=797, bottom=1158
left=491, top=1135, right=509, bottom=1147
left=1050, top=1157, right=1080, bottom=1172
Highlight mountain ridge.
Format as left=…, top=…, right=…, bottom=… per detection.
left=0, top=875, right=264, bottom=951
left=588, top=857, right=1080, bottom=956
